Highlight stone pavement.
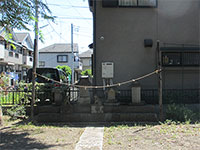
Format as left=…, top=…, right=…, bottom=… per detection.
left=75, top=126, right=104, bottom=150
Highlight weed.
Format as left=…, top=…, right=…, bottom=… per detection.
left=166, top=104, right=197, bottom=122
left=6, top=105, right=26, bottom=120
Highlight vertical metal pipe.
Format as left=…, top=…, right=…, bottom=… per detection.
left=71, top=24, right=74, bottom=84
left=157, top=40, right=163, bottom=121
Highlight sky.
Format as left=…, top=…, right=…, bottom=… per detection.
left=18, top=0, right=93, bottom=53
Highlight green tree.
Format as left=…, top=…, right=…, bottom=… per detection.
left=56, top=65, right=72, bottom=76
left=81, top=69, right=92, bottom=77
left=0, top=0, right=54, bottom=31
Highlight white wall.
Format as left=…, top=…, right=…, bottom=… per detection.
left=0, top=45, right=4, bottom=59
left=39, top=52, right=80, bottom=69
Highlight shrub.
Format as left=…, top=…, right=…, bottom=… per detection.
left=6, top=105, right=26, bottom=120
left=81, top=69, right=92, bottom=76
left=166, top=104, right=196, bottom=122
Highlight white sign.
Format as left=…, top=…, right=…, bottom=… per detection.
left=102, top=62, right=114, bottom=78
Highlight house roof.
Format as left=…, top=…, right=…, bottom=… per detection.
left=79, top=49, right=93, bottom=58
left=15, top=33, right=28, bottom=43
left=39, top=43, right=79, bottom=53
left=15, top=32, right=34, bottom=50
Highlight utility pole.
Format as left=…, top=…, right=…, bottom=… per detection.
left=31, top=0, right=39, bottom=120
left=157, top=40, right=163, bottom=122
left=71, top=23, right=74, bottom=84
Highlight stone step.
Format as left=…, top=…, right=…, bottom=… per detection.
left=37, top=105, right=61, bottom=113
left=36, top=105, right=157, bottom=114
left=103, top=105, right=157, bottom=113
left=35, top=112, right=158, bottom=123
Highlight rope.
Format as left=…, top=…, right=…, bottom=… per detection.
left=35, top=69, right=162, bottom=89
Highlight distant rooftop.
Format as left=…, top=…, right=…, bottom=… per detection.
left=15, top=33, right=29, bottom=43
left=79, top=49, right=93, bottom=58
left=39, top=43, right=79, bottom=53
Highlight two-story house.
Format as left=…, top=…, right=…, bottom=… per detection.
left=79, top=49, right=93, bottom=71
left=15, top=33, right=34, bottom=79
left=39, top=43, right=82, bottom=82
left=0, top=27, right=33, bottom=81
left=89, top=0, right=200, bottom=103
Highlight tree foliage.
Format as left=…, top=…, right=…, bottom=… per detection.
left=81, top=69, right=92, bottom=76
left=0, top=0, right=55, bottom=31
left=56, top=65, right=72, bottom=76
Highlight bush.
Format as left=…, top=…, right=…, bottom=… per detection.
left=6, top=105, right=26, bottom=120
left=81, top=69, right=92, bottom=76
left=56, top=65, right=71, bottom=76
left=166, top=104, right=196, bottom=122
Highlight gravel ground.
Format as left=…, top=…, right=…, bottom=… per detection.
left=0, top=116, right=84, bottom=150
left=103, top=122, right=200, bottom=150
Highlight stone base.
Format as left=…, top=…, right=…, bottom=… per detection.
left=128, top=101, right=145, bottom=106
left=104, top=102, right=120, bottom=106
left=91, top=105, right=104, bottom=114
left=78, top=97, right=91, bottom=104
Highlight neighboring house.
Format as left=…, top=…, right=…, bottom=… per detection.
left=15, top=32, right=34, bottom=79
left=39, top=43, right=82, bottom=81
left=0, top=28, right=33, bottom=81
left=89, top=0, right=200, bottom=103
left=79, top=49, right=93, bottom=71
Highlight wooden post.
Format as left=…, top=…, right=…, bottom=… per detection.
left=157, top=40, right=163, bottom=122
left=31, top=0, right=39, bottom=121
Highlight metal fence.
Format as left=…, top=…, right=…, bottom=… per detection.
left=117, top=89, right=200, bottom=104
left=0, top=87, right=80, bottom=106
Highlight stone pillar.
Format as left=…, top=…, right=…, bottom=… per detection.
left=52, top=89, right=63, bottom=105
left=104, top=88, right=119, bottom=105
left=131, top=82, right=141, bottom=104
left=77, top=76, right=91, bottom=104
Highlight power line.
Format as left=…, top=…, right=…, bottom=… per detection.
left=47, top=3, right=89, bottom=8
left=57, top=16, right=92, bottom=20
left=67, top=0, right=92, bottom=25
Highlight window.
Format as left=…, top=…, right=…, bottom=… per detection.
left=57, top=55, right=68, bottom=63
left=15, top=53, right=19, bottom=58
left=162, top=52, right=200, bottom=67
left=102, top=0, right=157, bottom=7
left=29, top=57, right=33, bottom=62
left=119, top=0, right=137, bottom=6
left=28, top=51, right=32, bottom=56
left=39, top=61, right=45, bottom=67
left=182, top=52, right=200, bottom=66
left=138, top=0, right=157, bottom=7
left=9, top=52, right=13, bottom=57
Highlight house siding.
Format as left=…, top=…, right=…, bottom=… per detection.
left=94, top=0, right=200, bottom=90
left=39, top=52, right=79, bottom=69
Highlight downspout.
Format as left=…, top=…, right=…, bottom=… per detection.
left=93, top=0, right=97, bottom=87
left=92, top=0, right=97, bottom=103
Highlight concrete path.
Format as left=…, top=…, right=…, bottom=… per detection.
left=75, top=127, right=104, bottom=150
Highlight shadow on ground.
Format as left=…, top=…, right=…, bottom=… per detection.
left=0, top=128, right=62, bottom=150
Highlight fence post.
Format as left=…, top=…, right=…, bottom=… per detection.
left=157, top=40, right=163, bottom=122
left=12, top=91, right=15, bottom=105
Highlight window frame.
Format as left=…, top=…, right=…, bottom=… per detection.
left=39, top=61, right=45, bottom=67
left=162, top=51, right=200, bottom=67
left=57, top=55, right=68, bottom=63
left=8, top=51, right=13, bottom=57
left=15, top=53, right=19, bottom=58
left=102, top=0, right=157, bottom=8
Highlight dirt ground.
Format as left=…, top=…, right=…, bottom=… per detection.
left=103, top=122, right=200, bottom=150
left=0, top=116, right=84, bottom=150
left=1, top=116, right=200, bottom=150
